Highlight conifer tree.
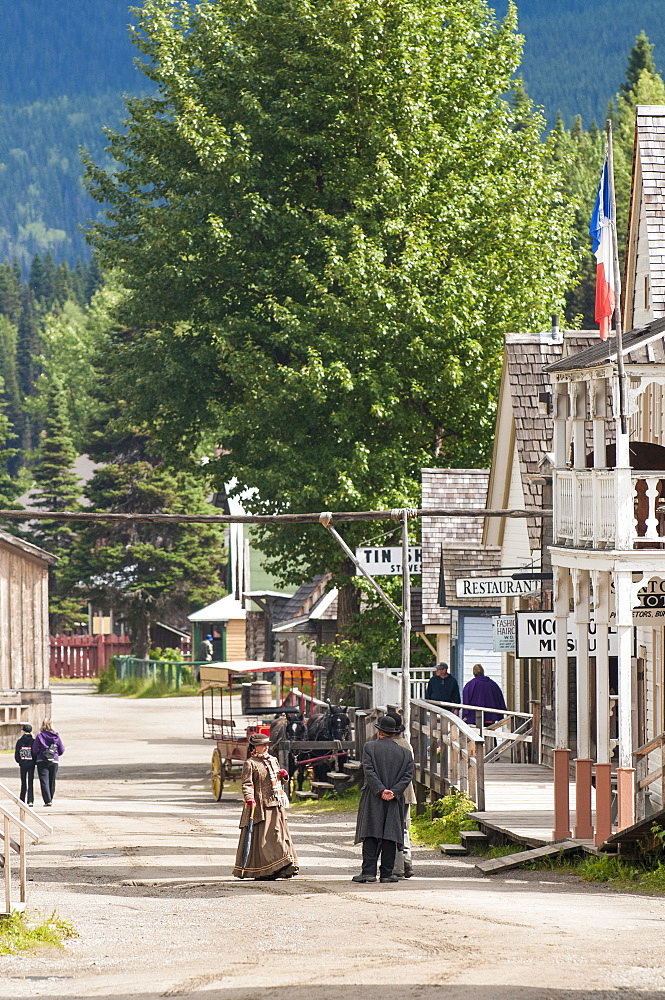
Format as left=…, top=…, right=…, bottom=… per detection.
left=0, top=261, right=22, bottom=324
left=0, top=375, right=23, bottom=517
left=621, top=32, right=657, bottom=97
left=31, top=378, right=84, bottom=631
left=16, top=287, right=40, bottom=398
left=0, top=315, right=24, bottom=473
left=31, top=379, right=81, bottom=533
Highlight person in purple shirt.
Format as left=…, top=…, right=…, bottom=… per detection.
left=462, top=664, right=506, bottom=726
left=32, top=718, right=65, bottom=807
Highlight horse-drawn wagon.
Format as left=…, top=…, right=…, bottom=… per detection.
left=200, top=661, right=322, bottom=799
left=199, top=661, right=358, bottom=799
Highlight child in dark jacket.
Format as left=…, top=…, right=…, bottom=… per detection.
left=14, top=724, right=35, bottom=806
left=32, top=719, right=65, bottom=807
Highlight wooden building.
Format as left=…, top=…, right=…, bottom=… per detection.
left=0, top=530, right=56, bottom=750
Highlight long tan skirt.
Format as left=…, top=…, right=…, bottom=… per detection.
left=233, top=806, right=299, bottom=879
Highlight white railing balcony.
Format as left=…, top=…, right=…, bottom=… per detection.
left=554, top=468, right=665, bottom=550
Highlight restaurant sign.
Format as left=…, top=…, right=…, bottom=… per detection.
left=455, top=576, right=540, bottom=598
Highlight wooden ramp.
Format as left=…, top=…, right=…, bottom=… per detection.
left=475, top=840, right=582, bottom=875
left=470, top=763, right=582, bottom=848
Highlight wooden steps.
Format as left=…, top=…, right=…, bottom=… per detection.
left=310, top=781, right=335, bottom=793
left=460, top=830, right=489, bottom=847
left=344, top=760, right=363, bottom=771
left=474, top=840, right=582, bottom=875
left=440, top=844, right=469, bottom=856
left=293, top=790, right=317, bottom=801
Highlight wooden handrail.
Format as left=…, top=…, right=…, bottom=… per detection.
left=0, top=782, right=52, bottom=916
left=634, top=732, right=665, bottom=758
left=410, top=699, right=486, bottom=811
left=428, top=700, right=533, bottom=722
left=633, top=732, right=665, bottom=821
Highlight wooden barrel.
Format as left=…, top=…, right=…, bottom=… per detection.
left=248, top=680, right=271, bottom=709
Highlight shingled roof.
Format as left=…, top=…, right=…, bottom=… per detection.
left=547, top=315, right=665, bottom=374
left=501, top=332, right=598, bottom=549
left=632, top=107, right=665, bottom=321
left=421, top=469, right=501, bottom=624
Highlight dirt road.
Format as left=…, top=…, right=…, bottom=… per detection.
left=0, top=687, right=664, bottom=1000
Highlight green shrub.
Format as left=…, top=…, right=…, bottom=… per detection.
left=97, top=657, right=118, bottom=693
left=411, top=791, right=477, bottom=847
left=578, top=855, right=640, bottom=883
left=0, top=911, right=76, bottom=955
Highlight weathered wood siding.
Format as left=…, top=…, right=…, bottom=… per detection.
left=225, top=619, right=247, bottom=661
left=0, top=539, right=50, bottom=690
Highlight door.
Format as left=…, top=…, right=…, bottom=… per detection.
left=459, top=613, right=503, bottom=692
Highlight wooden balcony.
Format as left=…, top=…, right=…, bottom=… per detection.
left=554, top=468, right=665, bottom=549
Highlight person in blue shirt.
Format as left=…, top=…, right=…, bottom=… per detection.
left=425, top=663, right=461, bottom=709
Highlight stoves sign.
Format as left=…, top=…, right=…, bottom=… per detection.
left=455, top=576, right=540, bottom=598
left=355, top=546, right=422, bottom=576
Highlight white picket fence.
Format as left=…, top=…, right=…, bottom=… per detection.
left=371, top=664, right=432, bottom=708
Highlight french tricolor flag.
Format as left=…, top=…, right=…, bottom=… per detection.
left=589, top=156, right=619, bottom=341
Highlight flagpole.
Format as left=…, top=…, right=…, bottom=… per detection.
left=606, top=119, right=628, bottom=436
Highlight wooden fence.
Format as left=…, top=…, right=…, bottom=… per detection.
left=50, top=634, right=132, bottom=678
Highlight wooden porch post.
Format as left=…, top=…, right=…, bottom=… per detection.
left=615, top=568, right=636, bottom=830
left=574, top=568, right=591, bottom=759
left=553, top=564, right=570, bottom=750
left=592, top=570, right=611, bottom=764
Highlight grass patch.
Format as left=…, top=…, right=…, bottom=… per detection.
left=467, top=842, right=525, bottom=859
left=97, top=664, right=199, bottom=698
left=410, top=792, right=477, bottom=847
left=520, top=850, right=665, bottom=892
left=0, top=911, right=76, bottom=955
left=289, top=784, right=362, bottom=814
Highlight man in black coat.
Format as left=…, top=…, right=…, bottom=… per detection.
left=353, top=715, right=414, bottom=884
left=425, top=662, right=460, bottom=708
left=14, top=724, right=35, bottom=806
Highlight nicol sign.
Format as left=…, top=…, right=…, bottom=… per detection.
left=455, top=576, right=540, bottom=599
left=355, top=546, right=422, bottom=576
left=515, top=612, right=618, bottom=658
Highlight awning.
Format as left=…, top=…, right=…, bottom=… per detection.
left=198, top=660, right=323, bottom=690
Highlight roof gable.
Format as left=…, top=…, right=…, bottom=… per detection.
left=624, top=106, right=665, bottom=329
left=486, top=333, right=598, bottom=549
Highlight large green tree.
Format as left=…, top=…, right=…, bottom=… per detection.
left=84, top=0, right=576, bottom=660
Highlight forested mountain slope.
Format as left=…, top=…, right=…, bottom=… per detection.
left=0, top=0, right=143, bottom=266
left=492, top=0, right=665, bottom=125
left=0, top=0, right=663, bottom=264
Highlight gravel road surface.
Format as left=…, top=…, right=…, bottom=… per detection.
left=0, top=687, right=664, bottom=1000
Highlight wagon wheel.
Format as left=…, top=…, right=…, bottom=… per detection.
left=210, top=748, right=225, bottom=801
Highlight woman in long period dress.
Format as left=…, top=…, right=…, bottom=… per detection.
left=232, top=733, right=299, bottom=880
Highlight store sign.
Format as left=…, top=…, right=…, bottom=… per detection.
left=492, top=615, right=516, bottom=652
left=515, top=612, right=618, bottom=658
left=355, top=546, right=421, bottom=576
left=455, top=576, right=539, bottom=598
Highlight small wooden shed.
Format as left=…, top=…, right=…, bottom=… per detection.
left=0, top=530, right=56, bottom=750
left=188, top=594, right=248, bottom=662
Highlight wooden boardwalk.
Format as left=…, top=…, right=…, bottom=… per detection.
left=470, top=763, right=591, bottom=848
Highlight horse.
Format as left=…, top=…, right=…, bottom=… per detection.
left=305, top=704, right=352, bottom=783
left=269, top=712, right=310, bottom=790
